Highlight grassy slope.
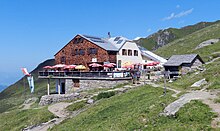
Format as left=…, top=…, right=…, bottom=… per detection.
left=154, top=21, right=220, bottom=90
left=51, top=86, right=214, bottom=131
left=137, top=21, right=219, bottom=50
left=0, top=59, right=55, bottom=113
left=155, top=22, right=220, bottom=61
left=0, top=107, right=55, bottom=131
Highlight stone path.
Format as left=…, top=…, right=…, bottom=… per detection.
left=145, top=81, right=220, bottom=128
left=162, top=91, right=217, bottom=116
left=162, top=90, right=220, bottom=128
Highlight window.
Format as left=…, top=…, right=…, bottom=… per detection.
left=61, top=56, right=66, bottom=64
left=79, top=49, right=85, bottom=55
left=79, top=38, right=84, bottom=43
left=88, top=48, right=98, bottom=54
left=128, top=49, right=132, bottom=56
left=71, top=49, right=75, bottom=56
left=75, top=49, right=79, bottom=55
left=74, top=38, right=81, bottom=44
left=122, top=49, right=127, bottom=55
left=118, top=60, right=121, bottom=68
left=134, top=50, right=138, bottom=56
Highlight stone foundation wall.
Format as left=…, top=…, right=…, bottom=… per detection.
left=39, top=93, right=80, bottom=106
left=65, top=79, right=130, bottom=93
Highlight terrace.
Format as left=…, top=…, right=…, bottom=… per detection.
left=38, top=71, right=132, bottom=80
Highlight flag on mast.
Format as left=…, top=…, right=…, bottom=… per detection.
left=21, top=68, right=34, bottom=93
left=27, top=76, right=34, bottom=93
left=21, top=68, right=30, bottom=76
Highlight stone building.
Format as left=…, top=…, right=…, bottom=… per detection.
left=163, top=54, right=204, bottom=77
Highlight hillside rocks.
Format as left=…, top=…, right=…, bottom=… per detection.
left=39, top=93, right=80, bottom=106
left=195, top=38, right=220, bottom=50
left=155, top=30, right=176, bottom=49
left=191, top=78, right=207, bottom=87
left=162, top=91, right=216, bottom=116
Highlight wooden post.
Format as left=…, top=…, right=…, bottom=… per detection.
left=164, top=72, right=167, bottom=96
left=47, top=79, right=50, bottom=95
left=58, top=79, right=61, bottom=95
left=144, top=70, right=146, bottom=85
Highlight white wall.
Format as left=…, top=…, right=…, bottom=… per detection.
left=116, top=41, right=143, bottom=68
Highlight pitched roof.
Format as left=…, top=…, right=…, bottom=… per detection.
left=80, top=34, right=118, bottom=51
left=164, top=54, right=204, bottom=66
left=138, top=46, right=167, bottom=63
left=107, top=36, right=128, bottom=50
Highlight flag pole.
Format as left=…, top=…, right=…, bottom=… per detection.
left=23, top=75, right=26, bottom=100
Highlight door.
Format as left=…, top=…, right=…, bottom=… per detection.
left=118, top=60, right=121, bottom=68
left=61, top=82, right=65, bottom=94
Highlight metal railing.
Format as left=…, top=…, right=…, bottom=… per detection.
left=38, top=71, right=131, bottom=78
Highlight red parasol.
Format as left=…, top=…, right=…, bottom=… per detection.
left=89, top=63, right=102, bottom=68
left=64, top=65, right=76, bottom=69
left=43, top=66, right=53, bottom=69
left=52, top=64, right=66, bottom=68
left=145, top=63, right=155, bottom=66
left=103, top=63, right=116, bottom=68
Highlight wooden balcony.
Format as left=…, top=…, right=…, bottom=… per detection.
left=38, top=71, right=132, bottom=80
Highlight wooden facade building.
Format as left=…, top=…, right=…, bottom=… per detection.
left=55, top=34, right=118, bottom=70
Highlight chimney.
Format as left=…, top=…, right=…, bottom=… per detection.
left=108, top=32, right=111, bottom=38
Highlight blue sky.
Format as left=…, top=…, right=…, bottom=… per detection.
left=0, top=0, right=219, bottom=85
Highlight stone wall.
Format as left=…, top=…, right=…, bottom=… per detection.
left=39, top=93, right=80, bottom=106
left=65, top=79, right=130, bottom=93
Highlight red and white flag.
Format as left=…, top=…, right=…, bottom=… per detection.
left=21, top=68, right=30, bottom=76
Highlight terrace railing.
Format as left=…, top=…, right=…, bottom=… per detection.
left=38, top=71, right=131, bottom=79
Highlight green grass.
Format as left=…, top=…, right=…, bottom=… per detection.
left=214, top=98, right=220, bottom=103
left=81, top=82, right=130, bottom=95
left=0, top=59, right=55, bottom=113
left=96, top=91, right=116, bottom=100
left=152, top=20, right=220, bottom=91
left=50, top=85, right=216, bottom=131
left=0, top=107, right=56, bottom=131
left=155, top=22, right=220, bottom=62
left=66, top=100, right=87, bottom=112
left=136, top=21, right=218, bottom=50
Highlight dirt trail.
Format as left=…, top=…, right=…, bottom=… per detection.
left=48, top=102, right=72, bottom=118
left=205, top=56, right=220, bottom=65
left=146, top=81, right=181, bottom=97
left=203, top=98, right=220, bottom=128
left=23, top=102, right=72, bottom=131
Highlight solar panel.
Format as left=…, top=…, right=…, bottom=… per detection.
left=91, top=39, right=105, bottom=43
left=116, top=40, right=123, bottom=44
left=83, top=35, right=102, bottom=40
left=114, top=37, right=121, bottom=41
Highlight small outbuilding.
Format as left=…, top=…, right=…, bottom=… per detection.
left=163, top=54, right=204, bottom=77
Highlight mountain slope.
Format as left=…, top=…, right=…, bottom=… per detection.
left=155, top=21, right=220, bottom=61
left=136, top=20, right=220, bottom=50
left=0, top=85, right=7, bottom=92
left=0, top=59, right=55, bottom=113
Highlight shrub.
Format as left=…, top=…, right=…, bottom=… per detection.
left=97, top=91, right=115, bottom=100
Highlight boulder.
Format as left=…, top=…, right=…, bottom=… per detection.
left=87, top=99, right=94, bottom=104
left=191, top=78, right=207, bottom=87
